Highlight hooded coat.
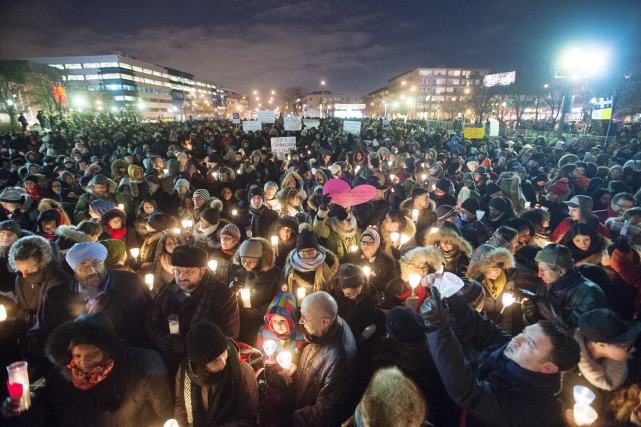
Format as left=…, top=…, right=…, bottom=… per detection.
left=54, top=225, right=96, bottom=253
left=284, top=245, right=339, bottom=294
left=379, top=216, right=416, bottom=258
left=423, top=227, right=472, bottom=277
left=399, top=197, right=437, bottom=244
left=231, top=238, right=283, bottom=344
left=74, top=178, right=129, bottom=224
left=255, top=292, right=306, bottom=354
left=98, top=209, right=137, bottom=250
left=313, top=212, right=362, bottom=261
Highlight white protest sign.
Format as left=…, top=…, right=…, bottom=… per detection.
left=488, top=118, right=500, bottom=137
left=242, top=120, right=262, bottom=132
left=284, top=116, right=302, bottom=131
left=257, top=110, right=275, bottom=124
left=343, top=120, right=362, bottom=135
left=271, top=136, right=297, bottom=154
left=232, top=112, right=240, bottom=124
left=303, top=118, right=320, bottom=129
left=382, top=119, right=390, bottom=128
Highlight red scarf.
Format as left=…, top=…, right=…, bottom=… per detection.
left=109, top=226, right=127, bottom=240
left=67, top=358, right=115, bottom=390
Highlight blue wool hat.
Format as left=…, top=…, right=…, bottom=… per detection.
left=66, top=242, right=108, bottom=271
left=90, top=199, right=115, bottom=217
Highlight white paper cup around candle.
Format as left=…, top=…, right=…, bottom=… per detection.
left=144, top=274, right=154, bottom=291
left=421, top=173, right=427, bottom=181
left=573, top=386, right=596, bottom=405
left=408, top=273, right=421, bottom=296
left=573, top=403, right=598, bottom=426
left=262, top=340, right=277, bottom=359
left=241, top=288, right=251, bottom=308
left=7, top=361, right=31, bottom=410
left=163, top=168, right=168, bottom=174
left=390, top=232, right=400, bottom=244
left=296, top=287, right=306, bottom=304
left=130, top=247, right=140, bottom=260
left=400, top=233, right=410, bottom=245
left=502, top=292, right=515, bottom=308
left=429, top=227, right=439, bottom=234
left=350, top=245, right=358, bottom=253
left=276, top=351, right=292, bottom=371
left=524, top=201, right=531, bottom=208
left=182, top=219, right=192, bottom=229
left=389, top=174, right=395, bottom=182
left=411, top=209, right=419, bottom=223
left=0, top=304, right=7, bottom=322
left=164, top=419, right=179, bottom=427
left=208, top=260, right=218, bottom=272
left=362, top=266, right=371, bottom=280
left=168, top=314, right=180, bottom=335
left=232, top=209, right=238, bottom=216
left=117, top=203, right=125, bottom=210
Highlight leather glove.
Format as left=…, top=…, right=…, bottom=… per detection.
left=513, top=288, right=539, bottom=301
left=420, top=286, right=449, bottom=332
left=159, top=334, right=185, bottom=356
left=318, top=195, right=332, bottom=211
left=521, top=298, right=542, bottom=324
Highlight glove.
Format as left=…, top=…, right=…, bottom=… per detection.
left=513, top=288, right=539, bottom=301
left=318, top=195, right=332, bottom=211
left=521, top=298, right=542, bottom=324
left=420, top=286, right=449, bottom=332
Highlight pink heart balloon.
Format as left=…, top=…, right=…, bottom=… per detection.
left=323, top=180, right=377, bottom=208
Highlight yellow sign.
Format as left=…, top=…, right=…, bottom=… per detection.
left=464, top=127, right=485, bottom=139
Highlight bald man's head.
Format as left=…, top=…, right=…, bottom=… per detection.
left=300, top=291, right=337, bottom=337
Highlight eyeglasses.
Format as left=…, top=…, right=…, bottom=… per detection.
left=173, top=267, right=201, bottom=276
left=614, top=202, right=633, bottom=210
left=76, top=260, right=104, bottom=274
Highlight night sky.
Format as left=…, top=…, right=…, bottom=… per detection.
left=1, top=0, right=639, bottom=95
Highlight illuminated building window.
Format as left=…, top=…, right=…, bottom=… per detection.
left=65, top=64, right=82, bottom=69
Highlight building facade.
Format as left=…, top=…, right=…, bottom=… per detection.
left=30, top=54, right=230, bottom=120
left=302, top=91, right=364, bottom=118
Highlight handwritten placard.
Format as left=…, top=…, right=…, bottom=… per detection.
left=284, top=116, right=302, bottom=131
left=463, top=127, right=485, bottom=139
left=343, top=120, right=362, bottom=135
left=242, top=120, right=262, bottom=132
left=271, top=136, right=297, bottom=154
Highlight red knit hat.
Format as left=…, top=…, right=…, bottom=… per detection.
left=481, top=158, right=492, bottom=167
left=548, top=178, right=570, bottom=196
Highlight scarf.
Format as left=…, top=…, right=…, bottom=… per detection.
left=222, top=247, right=236, bottom=256
left=291, top=249, right=326, bottom=272
left=325, top=215, right=358, bottom=238
left=182, top=341, right=242, bottom=427
left=482, top=270, right=507, bottom=300
left=108, top=226, right=127, bottom=240
left=249, top=205, right=264, bottom=237
left=68, top=358, right=115, bottom=390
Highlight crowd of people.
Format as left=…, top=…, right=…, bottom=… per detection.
left=1, top=112, right=641, bottom=426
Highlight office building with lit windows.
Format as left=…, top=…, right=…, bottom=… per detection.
left=30, top=54, right=228, bottom=119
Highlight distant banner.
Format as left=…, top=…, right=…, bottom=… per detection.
left=343, top=120, right=362, bottom=135
left=463, top=127, right=485, bottom=139
left=52, top=86, right=67, bottom=105
left=284, top=116, right=302, bottom=131
left=483, top=71, right=516, bottom=87
left=271, top=136, right=297, bottom=154
left=303, top=118, right=320, bottom=129
left=382, top=119, right=390, bottom=128
left=592, top=96, right=613, bottom=120
left=232, top=112, right=240, bottom=124
left=256, top=110, right=275, bottom=124
left=242, top=120, right=262, bottom=132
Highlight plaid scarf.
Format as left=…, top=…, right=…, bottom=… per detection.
left=68, top=358, right=115, bottom=390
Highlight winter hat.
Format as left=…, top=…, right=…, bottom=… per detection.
left=0, top=187, right=26, bottom=203
left=435, top=178, right=452, bottom=193
left=23, top=174, right=40, bottom=185
left=481, top=158, right=492, bottom=167
left=89, top=199, right=115, bottom=217
left=264, top=293, right=297, bottom=337
left=565, top=195, right=592, bottom=210
left=485, top=182, right=502, bottom=196
left=199, top=207, right=220, bottom=225
left=296, top=226, right=319, bottom=252
left=239, top=239, right=263, bottom=258
left=488, top=197, right=508, bottom=212
left=66, top=242, right=108, bottom=271
left=397, top=171, right=411, bottom=183
left=193, top=188, right=210, bottom=201
left=461, top=198, right=480, bottom=213
left=297, top=163, right=310, bottom=176
left=370, top=157, right=380, bottom=168
left=220, top=223, right=241, bottom=242
left=99, top=239, right=126, bottom=266
left=0, top=220, right=21, bottom=237
left=329, top=164, right=341, bottom=176
left=37, top=209, right=61, bottom=226
left=329, top=204, right=348, bottom=221
left=171, top=244, right=208, bottom=268
left=429, top=163, right=443, bottom=177
left=247, top=187, right=264, bottom=201
left=277, top=215, right=299, bottom=233
left=457, top=278, right=485, bottom=310
left=548, top=178, right=570, bottom=196
left=91, top=174, right=109, bottom=187
left=385, top=307, right=426, bottom=343
left=534, top=243, right=574, bottom=271
left=146, top=212, right=175, bottom=232
left=187, top=321, right=229, bottom=366
left=466, top=161, right=479, bottom=172
left=475, top=166, right=487, bottom=175
left=361, top=229, right=381, bottom=252
left=579, top=308, right=641, bottom=344
left=436, top=205, right=456, bottom=224
left=175, top=179, right=190, bottom=191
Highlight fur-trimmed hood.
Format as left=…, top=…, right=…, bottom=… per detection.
left=422, top=227, right=472, bottom=256
left=56, top=225, right=95, bottom=243
left=8, top=234, right=53, bottom=272
left=281, top=171, right=303, bottom=187
left=232, top=237, right=275, bottom=272
left=381, top=216, right=416, bottom=246
left=111, top=159, right=129, bottom=180
left=399, top=246, right=444, bottom=281
left=100, top=208, right=127, bottom=229
left=85, top=177, right=118, bottom=195
left=399, top=197, right=436, bottom=213
left=466, top=244, right=515, bottom=280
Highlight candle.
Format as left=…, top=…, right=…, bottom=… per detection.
left=241, top=288, right=251, bottom=308
left=6, top=361, right=31, bottom=410
left=164, top=419, right=179, bottom=427
left=262, top=340, right=277, bottom=360
left=271, top=235, right=279, bottom=256
left=400, top=234, right=410, bottom=245
left=232, top=209, right=238, bottom=216
left=117, top=203, right=125, bottom=210
left=237, top=169, right=242, bottom=174
left=144, top=274, right=154, bottom=291
left=524, top=201, right=531, bottom=208
left=573, top=403, right=598, bottom=426
left=163, top=168, right=168, bottom=174
left=296, top=287, right=306, bottom=304
left=573, top=386, right=596, bottom=405
left=0, top=304, right=6, bottom=321
left=130, top=247, right=140, bottom=260
left=429, top=227, right=439, bottom=233
left=182, top=219, right=193, bottom=229
left=388, top=161, right=393, bottom=168
left=208, top=260, right=218, bottom=272
left=168, top=314, right=180, bottom=335
left=408, top=273, right=421, bottom=296
left=501, top=292, right=515, bottom=314
left=350, top=245, right=359, bottom=253
left=172, top=228, right=181, bottom=235
left=390, top=232, right=400, bottom=244
left=276, top=351, right=292, bottom=371
left=355, top=165, right=360, bottom=174
left=411, top=209, right=419, bottom=223
left=362, top=266, right=371, bottom=280
left=389, top=174, right=395, bottom=182
left=421, top=173, right=427, bottom=181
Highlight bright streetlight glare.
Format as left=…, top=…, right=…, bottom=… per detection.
left=557, top=46, right=608, bottom=78
left=73, top=94, right=87, bottom=107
